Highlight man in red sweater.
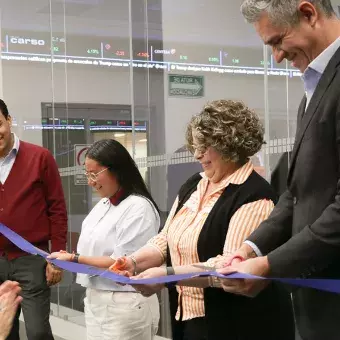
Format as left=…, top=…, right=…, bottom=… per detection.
left=0, top=99, right=68, bottom=340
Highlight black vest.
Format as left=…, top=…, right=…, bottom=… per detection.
left=167, top=171, right=294, bottom=340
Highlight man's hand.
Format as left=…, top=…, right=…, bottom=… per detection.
left=0, top=281, right=23, bottom=340
left=46, top=262, right=63, bottom=286
left=131, top=267, right=166, bottom=297
left=0, top=281, right=21, bottom=298
left=217, top=256, right=270, bottom=297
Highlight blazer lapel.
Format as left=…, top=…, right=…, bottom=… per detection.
left=287, top=48, right=340, bottom=184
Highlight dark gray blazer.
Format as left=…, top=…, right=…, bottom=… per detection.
left=248, top=46, right=340, bottom=340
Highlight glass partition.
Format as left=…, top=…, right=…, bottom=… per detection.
left=0, top=0, right=306, bottom=338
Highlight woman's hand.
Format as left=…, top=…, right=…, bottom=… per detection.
left=0, top=281, right=23, bottom=340
left=214, top=253, right=244, bottom=268
left=48, top=251, right=73, bottom=262
left=108, top=257, right=135, bottom=277
left=131, top=267, right=166, bottom=297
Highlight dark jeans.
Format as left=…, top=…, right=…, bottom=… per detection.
left=173, top=317, right=208, bottom=340
left=0, top=255, right=54, bottom=340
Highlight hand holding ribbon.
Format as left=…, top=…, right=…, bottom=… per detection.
left=131, top=267, right=166, bottom=297
left=48, top=250, right=73, bottom=262
left=108, top=257, right=132, bottom=278
left=218, top=256, right=270, bottom=297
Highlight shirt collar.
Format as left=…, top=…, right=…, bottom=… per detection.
left=12, top=133, right=20, bottom=153
left=2, top=133, right=20, bottom=159
left=109, top=188, right=126, bottom=206
left=200, top=160, right=254, bottom=187
left=305, top=37, right=340, bottom=75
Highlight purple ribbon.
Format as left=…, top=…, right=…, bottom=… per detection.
left=1, top=223, right=340, bottom=293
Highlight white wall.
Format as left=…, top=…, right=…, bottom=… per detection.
left=2, top=63, right=131, bottom=145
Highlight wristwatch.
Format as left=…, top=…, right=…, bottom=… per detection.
left=72, top=253, right=80, bottom=263
left=165, top=266, right=178, bottom=288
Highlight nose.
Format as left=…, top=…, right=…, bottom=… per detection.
left=272, top=47, right=286, bottom=64
left=87, top=178, right=95, bottom=186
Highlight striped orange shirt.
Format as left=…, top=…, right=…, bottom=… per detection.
left=148, top=161, right=274, bottom=321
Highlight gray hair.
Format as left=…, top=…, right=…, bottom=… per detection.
left=240, top=0, right=335, bottom=26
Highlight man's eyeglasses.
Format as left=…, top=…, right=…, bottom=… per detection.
left=84, top=168, right=108, bottom=182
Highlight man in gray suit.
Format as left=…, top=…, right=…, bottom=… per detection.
left=219, top=1, right=340, bottom=339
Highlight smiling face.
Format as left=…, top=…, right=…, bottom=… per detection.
left=254, top=3, right=321, bottom=73
left=192, top=130, right=232, bottom=183
left=84, top=157, right=120, bottom=198
left=0, top=111, right=13, bottom=158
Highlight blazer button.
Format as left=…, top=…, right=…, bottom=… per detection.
left=293, top=197, right=298, bottom=205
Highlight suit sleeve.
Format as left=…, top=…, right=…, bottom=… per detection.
left=42, top=150, right=68, bottom=252
left=267, top=103, right=340, bottom=278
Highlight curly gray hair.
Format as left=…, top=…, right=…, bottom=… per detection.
left=186, top=100, right=265, bottom=164
left=240, top=0, right=335, bottom=27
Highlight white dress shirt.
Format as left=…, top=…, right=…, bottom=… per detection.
left=302, top=37, right=340, bottom=108
left=0, top=133, right=20, bottom=184
left=76, top=194, right=160, bottom=291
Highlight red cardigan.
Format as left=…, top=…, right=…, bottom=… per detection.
left=0, top=141, right=68, bottom=259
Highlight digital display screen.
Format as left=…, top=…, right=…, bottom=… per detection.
left=24, top=118, right=85, bottom=130
left=89, top=119, right=147, bottom=131
left=21, top=118, right=147, bottom=131
left=0, top=30, right=301, bottom=78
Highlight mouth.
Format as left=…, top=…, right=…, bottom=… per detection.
left=201, top=161, right=211, bottom=168
left=288, top=54, right=298, bottom=67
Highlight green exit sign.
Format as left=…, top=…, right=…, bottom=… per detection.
left=169, top=75, right=204, bottom=98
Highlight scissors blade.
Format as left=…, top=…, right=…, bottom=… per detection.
left=192, top=264, right=217, bottom=271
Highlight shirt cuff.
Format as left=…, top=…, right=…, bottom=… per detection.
left=244, top=241, right=263, bottom=257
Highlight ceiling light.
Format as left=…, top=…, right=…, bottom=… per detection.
left=139, top=139, right=147, bottom=143
left=114, top=133, right=125, bottom=137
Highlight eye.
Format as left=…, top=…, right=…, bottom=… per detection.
left=274, top=39, right=282, bottom=48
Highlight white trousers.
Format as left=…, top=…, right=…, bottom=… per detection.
left=84, top=288, right=160, bottom=340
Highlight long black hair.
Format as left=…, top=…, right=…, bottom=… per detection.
left=86, top=139, right=159, bottom=212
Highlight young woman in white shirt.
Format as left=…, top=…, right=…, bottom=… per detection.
left=49, top=139, right=160, bottom=340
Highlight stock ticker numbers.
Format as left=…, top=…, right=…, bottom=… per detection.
left=25, top=118, right=148, bottom=131
left=136, top=51, right=149, bottom=58
left=0, top=30, right=302, bottom=78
